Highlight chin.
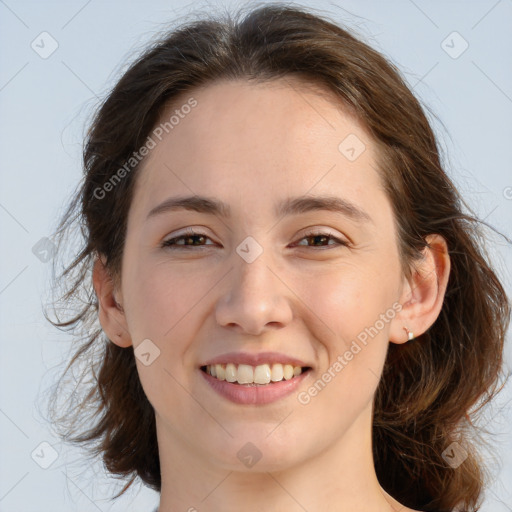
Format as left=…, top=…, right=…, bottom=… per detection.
left=208, top=431, right=309, bottom=473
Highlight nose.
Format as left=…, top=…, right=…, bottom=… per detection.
left=215, top=249, right=293, bottom=335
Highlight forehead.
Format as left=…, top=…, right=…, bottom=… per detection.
left=130, top=77, right=383, bottom=220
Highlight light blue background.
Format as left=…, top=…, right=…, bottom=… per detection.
left=1, top=0, right=511, bottom=511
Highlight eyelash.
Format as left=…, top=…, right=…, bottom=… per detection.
left=161, top=229, right=349, bottom=250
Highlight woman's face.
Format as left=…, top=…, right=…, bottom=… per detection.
left=118, top=78, right=409, bottom=470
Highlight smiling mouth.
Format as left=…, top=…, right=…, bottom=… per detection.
left=200, top=363, right=312, bottom=386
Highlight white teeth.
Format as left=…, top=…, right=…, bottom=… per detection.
left=237, top=364, right=254, bottom=384
left=215, top=364, right=225, bottom=380
left=225, top=363, right=237, bottom=383
left=254, top=364, right=271, bottom=384
left=283, top=364, right=294, bottom=380
left=205, top=363, right=304, bottom=384
left=271, top=363, right=284, bottom=382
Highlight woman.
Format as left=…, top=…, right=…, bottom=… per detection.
left=46, top=3, right=510, bottom=511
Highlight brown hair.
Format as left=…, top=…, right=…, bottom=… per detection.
left=45, top=3, right=510, bottom=511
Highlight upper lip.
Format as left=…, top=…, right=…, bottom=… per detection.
left=201, top=351, right=311, bottom=368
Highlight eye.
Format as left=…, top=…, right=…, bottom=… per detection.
left=293, top=230, right=349, bottom=249
left=161, top=229, right=216, bottom=249
left=160, top=229, right=349, bottom=250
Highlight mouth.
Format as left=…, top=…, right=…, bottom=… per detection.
left=200, top=363, right=312, bottom=386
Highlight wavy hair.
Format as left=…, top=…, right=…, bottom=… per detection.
left=45, top=3, right=510, bottom=511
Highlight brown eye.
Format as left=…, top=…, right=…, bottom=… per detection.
left=161, top=230, right=214, bottom=248
left=294, top=231, right=349, bottom=249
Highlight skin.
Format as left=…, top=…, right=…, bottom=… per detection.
left=93, top=77, right=450, bottom=512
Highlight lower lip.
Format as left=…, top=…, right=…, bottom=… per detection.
left=199, top=368, right=311, bottom=405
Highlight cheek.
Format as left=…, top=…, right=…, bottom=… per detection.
left=295, top=265, right=396, bottom=345
left=123, top=258, right=213, bottom=341
left=292, top=270, right=394, bottom=428
left=124, top=263, right=208, bottom=408
left=293, top=256, right=401, bottom=409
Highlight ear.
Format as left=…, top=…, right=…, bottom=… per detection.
left=92, top=254, right=132, bottom=348
left=389, top=234, right=451, bottom=344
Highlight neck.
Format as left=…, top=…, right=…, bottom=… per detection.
left=156, top=402, right=400, bottom=512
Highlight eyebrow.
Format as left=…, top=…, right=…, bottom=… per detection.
left=146, top=194, right=373, bottom=224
